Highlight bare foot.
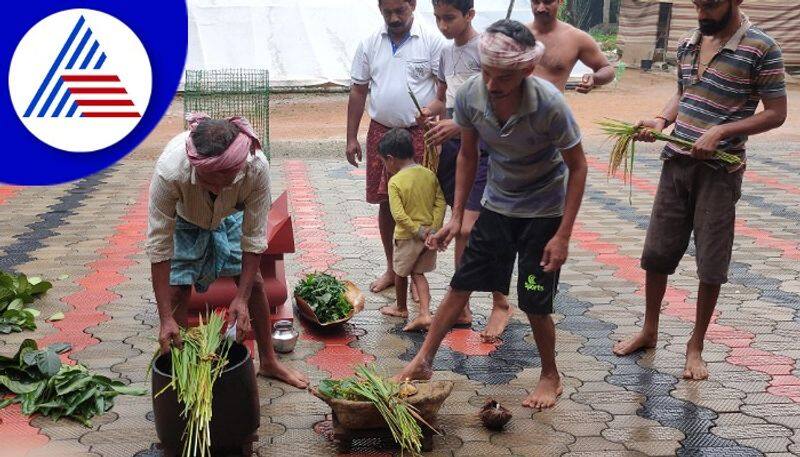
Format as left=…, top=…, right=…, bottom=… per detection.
left=683, top=343, right=708, bottom=380
left=370, top=271, right=395, bottom=293
left=481, top=298, right=512, bottom=342
left=258, top=362, right=309, bottom=389
left=403, top=314, right=432, bottom=332
left=393, top=358, right=433, bottom=382
left=380, top=304, right=409, bottom=318
left=522, top=374, right=563, bottom=409
left=613, top=331, right=657, bottom=356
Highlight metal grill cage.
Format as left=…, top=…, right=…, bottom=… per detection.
left=183, top=69, right=270, bottom=157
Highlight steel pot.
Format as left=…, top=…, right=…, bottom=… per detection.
left=271, top=319, right=299, bottom=353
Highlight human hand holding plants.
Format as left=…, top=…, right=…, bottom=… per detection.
left=160, top=312, right=231, bottom=456
left=424, top=119, right=460, bottom=146
left=416, top=107, right=433, bottom=128
left=691, top=125, right=725, bottom=160
left=159, top=316, right=183, bottom=354
left=541, top=235, right=569, bottom=273
left=228, top=296, right=252, bottom=342
left=633, top=118, right=666, bottom=142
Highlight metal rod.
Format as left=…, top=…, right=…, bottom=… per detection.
left=506, top=0, right=515, bottom=20
left=407, top=84, right=424, bottom=115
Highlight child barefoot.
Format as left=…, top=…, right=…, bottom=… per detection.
left=376, top=128, right=446, bottom=332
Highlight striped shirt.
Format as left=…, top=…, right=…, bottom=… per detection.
left=146, top=131, right=271, bottom=264
left=665, top=16, right=786, bottom=168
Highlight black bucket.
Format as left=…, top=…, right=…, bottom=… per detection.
left=152, top=342, right=260, bottom=456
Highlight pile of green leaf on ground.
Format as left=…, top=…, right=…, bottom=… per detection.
left=0, top=339, right=146, bottom=426
left=294, top=272, right=353, bottom=323
left=0, top=271, right=53, bottom=334
left=319, top=365, right=436, bottom=456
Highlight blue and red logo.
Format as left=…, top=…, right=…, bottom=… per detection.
left=10, top=9, right=152, bottom=153
left=24, top=15, right=141, bottom=120
left=2, top=2, right=187, bottom=185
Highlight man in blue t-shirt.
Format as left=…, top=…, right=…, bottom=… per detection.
left=397, top=20, right=588, bottom=410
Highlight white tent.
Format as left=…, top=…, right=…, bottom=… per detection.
left=186, top=0, right=591, bottom=88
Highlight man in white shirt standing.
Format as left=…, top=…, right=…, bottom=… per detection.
left=147, top=114, right=309, bottom=389
left=346, top=0, right=445, bottom=296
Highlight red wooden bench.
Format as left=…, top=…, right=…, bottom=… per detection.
left=185, top=191, right=295, bottom=351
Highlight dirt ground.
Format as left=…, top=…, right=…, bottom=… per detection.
left=134, top=69, right=800, bottom=161
left=267, top=69, right=800, bottom=141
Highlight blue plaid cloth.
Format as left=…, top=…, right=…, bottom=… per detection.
left=169, top=212, right=243, bottom=292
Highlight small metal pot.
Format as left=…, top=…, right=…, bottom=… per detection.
left=272, top=319, right=299, bottom=353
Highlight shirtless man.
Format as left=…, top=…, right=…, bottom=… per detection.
left=527, top=0, right=615, bottom=92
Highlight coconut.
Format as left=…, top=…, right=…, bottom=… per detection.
left=478, top=399, right=512, bottom=431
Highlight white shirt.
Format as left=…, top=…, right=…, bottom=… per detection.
left=350, top=18, right=445, bottom=128
left=437, top=34, right=482, bottom=111
left=146, top=131, right=271, bottom=263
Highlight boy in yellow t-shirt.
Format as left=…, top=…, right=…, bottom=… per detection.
left=377, top=128, right=446, bottom=332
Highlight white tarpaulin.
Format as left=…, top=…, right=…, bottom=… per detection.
left=186, top=0, right=591, bottom=87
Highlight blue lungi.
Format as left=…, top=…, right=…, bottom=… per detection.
left=169, top=212, right=243, bottom=293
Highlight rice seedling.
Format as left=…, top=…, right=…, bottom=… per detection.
left=155, top=311, right=231, bottom=457
left=407, top=86, right=440, bottom=173
left=319, top=365, right=439, bottom=456
left=598, top=118, right=742, bottom=201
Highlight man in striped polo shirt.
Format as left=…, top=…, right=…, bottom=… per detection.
left=613, top=0, right=787, bottom=380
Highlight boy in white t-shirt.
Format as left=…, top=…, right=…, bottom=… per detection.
left=418, top=0, right=513, bottom=342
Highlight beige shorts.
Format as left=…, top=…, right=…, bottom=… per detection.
left=393, top=238, right=437, bottom=277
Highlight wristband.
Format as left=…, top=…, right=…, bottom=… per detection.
left=654, top=115, right=672, bottom=128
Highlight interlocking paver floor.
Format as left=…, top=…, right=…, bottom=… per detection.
left=1, top=95, right=800, bottom=456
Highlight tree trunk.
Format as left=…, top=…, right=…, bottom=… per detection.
left=569, top=0, right=579, bottom=27
left=603, top=0, right=611, bottom=25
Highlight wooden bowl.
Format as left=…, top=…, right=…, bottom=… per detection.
left=311, top=380, right=454, bottom=430
left=294, top=280, right=365, bottom=328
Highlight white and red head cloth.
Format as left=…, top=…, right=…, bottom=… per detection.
left=185, top=113, right=261, bottom=193
left=479, top=31, right=546, bottom=70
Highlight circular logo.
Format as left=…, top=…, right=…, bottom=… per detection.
left=8, top=9, right=152, bottom=153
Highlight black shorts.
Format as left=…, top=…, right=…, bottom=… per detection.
left=436, top=138, right=489, bottom=211
left=450, top=208, right=562, bottom=315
